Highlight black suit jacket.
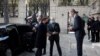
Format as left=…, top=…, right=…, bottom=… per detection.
left=47, top=22, right=60, bottom=40
left=92, top=20, right=100, bottom=31
left=73, top=15, right=85, bottom=38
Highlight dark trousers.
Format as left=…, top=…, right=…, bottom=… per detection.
left=88, top=30, right=91, bottom=40
left=91, top=30, right=95, bottom=42
left=35, top=48, right=42, bottom=56
left=0, top=50, right=6, bottom=56
left=91, top=30, right=100, bottom=42
left=75, top=33, right=84, bottom=56
left=49, top=36, right=62, bottom=56
left=95, top=31, right=99, bottom=42
left=43, top=47, right=46, bottom=54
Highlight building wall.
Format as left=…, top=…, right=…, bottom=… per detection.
left=50, top=0, right=91, bottom=30
left=0, top=0, right=99, bottom=27
left=0, top=18, right=4, bottom=23
left=0, top=0, right=26, bottom=24
left=0, top=18, right=24, bottom=24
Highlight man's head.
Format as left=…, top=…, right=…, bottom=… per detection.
left=70, top=9, right=78, bottom=17
left=50, top=17, right=55, bottom=23
left=37, top=16, right=42, bottom=23
left=83, top=14, right=86, bottom=16
left=96, top=16, right=100, bottom=21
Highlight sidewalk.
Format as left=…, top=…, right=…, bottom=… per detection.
left=68, top=33, right=100, bottom=56
left=13, top=30, right=100, bottom=56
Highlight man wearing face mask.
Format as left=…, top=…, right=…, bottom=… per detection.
left=47, top=17, right=62, bottom=56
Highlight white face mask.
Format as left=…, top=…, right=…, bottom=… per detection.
left=50, top=19, right=55, bottom=23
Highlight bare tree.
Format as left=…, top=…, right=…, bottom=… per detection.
left=0, top=0, right=3, bottom=17
left=29, top=0, right=49, bottom=17
left=3, top=0, right=9, bottom=23
left=80, top=0, right=84, bottom=5
left=11, top=0, right=17, bottom=17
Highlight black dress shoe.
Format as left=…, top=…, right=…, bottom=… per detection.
left=26, top=49, right=35, bottom=53
left=42, top=52, right=46, bottom=55
left=96, top=41, right=99, bottom=42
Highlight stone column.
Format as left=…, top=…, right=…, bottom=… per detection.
left=18, top=0, right=26, bottom=24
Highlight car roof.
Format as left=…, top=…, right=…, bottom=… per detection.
left=0, top=23, right=13, bottom=28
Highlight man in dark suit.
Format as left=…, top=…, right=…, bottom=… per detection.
left=47, top=18, right=62, bottom=56
left=70, top=9, right=85, bottom=56
left=35, top=17, right=48, bottom=56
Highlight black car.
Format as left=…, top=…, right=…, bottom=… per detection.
left=0, top=24, right=9, bottom=56
left=0, top=24, right=35, bottom=56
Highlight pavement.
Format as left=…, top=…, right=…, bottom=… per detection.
left=7, top=29, right=100, bottom=56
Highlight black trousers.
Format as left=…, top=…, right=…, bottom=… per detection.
left=43, top=47, right=46, bottom=54
left=35, top=48, right=46, bottom=56
left=91, top=30, right=95, bottom=42
left=88, top=29, right=91, bottom=40
left=91, top=30, right=99, bottom=42
left=95, top=31, right=100, bottom=42
left=0, top=49, right=6, bottom=56
left=75, top=33, right=84, bottom=56
left=49, top=36, right=62, bottom=56
left=35, top=48, right=42, bottom=56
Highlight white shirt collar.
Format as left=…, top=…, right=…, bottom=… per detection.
left=74, top=14, right=77, bottom=19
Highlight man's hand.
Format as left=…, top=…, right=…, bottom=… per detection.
left=69, top=27, right=73, bottom=31
left=32, top=27, right=36, bottom=32
left=88, top=26, right=90, bottom=28
left=96, top=30, right=98, bottom=32
left=47, top=33, right=51, bottom=36
left=52, top=32, right=58, bottom=35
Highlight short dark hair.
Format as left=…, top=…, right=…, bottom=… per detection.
left=71, top=9, right=78, bottom=13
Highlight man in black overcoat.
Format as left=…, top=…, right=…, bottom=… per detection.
left=35, top=17, right=48, bottom=56
left=47, top=18, right=62, bottom=56
left=70, top=9, right=86, bottom=56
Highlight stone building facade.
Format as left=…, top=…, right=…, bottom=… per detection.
left=0, top=0, right=100, bottom=27
left=50, top=0, right=100, bottom=29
